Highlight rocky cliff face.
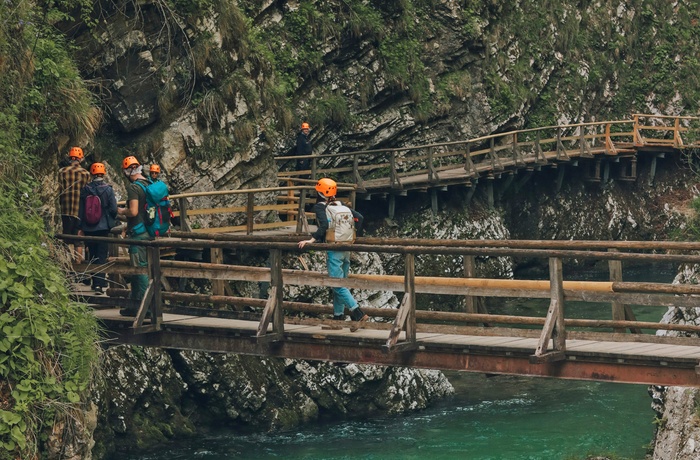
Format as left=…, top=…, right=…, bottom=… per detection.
left=649, top=263, right=700, bottom=460
left=46, top=0, right=700, bottom=458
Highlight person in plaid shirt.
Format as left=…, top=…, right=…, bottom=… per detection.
left=58, top=146, right=90, bottom=262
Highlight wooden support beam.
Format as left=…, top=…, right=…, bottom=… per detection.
left=246, top=192, right=255, bottom=235
left=556, top=165, right=565, bottom=193
left=534, top=258, right=566, bottom=358
left=385, top=254, right=416, bottom=351
left=210, top=248, right=225, bottom=296
left=649, top=156, right=657, bottom=186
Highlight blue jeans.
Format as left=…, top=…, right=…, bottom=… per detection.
left=327, top=251, right=357, bottom=316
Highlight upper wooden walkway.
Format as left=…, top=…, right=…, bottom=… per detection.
left=277, top=114, right=700, bottom=195
left=148, top=114, right=700, bottom=236
left=61, top=233, right=700, bottom=387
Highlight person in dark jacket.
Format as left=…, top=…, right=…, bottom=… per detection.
left=295, top=122, right=312, bottom=176
left=78, top=162, right=118, bottom=295
left=298, top=178, right=368, bottom=327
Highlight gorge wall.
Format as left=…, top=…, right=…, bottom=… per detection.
left=15, top=0, right=700, bottom=458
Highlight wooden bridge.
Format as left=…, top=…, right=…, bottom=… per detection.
left=63, top=233, right=700, bottom=387
left=278, top=114, right=700, bottom=216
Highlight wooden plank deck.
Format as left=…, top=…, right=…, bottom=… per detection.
left=93, top=309, right=700, bottom=374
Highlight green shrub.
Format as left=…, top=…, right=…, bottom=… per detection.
left=0, top=177, right=101, bottom=458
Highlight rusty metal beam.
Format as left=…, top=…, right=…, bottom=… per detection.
left=101, top=327, right=700, bottom=387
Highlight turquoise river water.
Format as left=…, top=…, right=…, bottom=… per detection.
left=123, top=264, right=676, bottom=460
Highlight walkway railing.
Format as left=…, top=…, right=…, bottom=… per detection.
left=165, top=184, right=355, bottom=235
left=63, top=234, right=700, bottom=362
left=276, top=114, right=700, bottom=192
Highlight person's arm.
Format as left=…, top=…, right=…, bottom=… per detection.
left=106, top=186, right=118, bottom=218
left=118, top=183, right=141, bottom=218
left=77, top=188, right=86, bottom=233
left=298, top=203, right=327, bottom=248
left=351, top=209, right=364, bottom=237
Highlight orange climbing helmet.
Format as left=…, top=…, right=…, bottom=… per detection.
left=90, top=162, right=106, bottom=175
left=122, top=156, right=140, bottom=169
left=301, top=122, right=310, bottom=130
left=149, top=164, right=161, bottom=173
left=69, top=146, right=84, bottom=160
left=315, top=177, right=337, bottom=197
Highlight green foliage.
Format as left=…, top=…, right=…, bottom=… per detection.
left=168, top=0, right=215, bottom=17
left=310, top=91, right=353, bottom=130
left=0, top=177, right=101, bottom=458
left=0, top=0, right=100, bottom=169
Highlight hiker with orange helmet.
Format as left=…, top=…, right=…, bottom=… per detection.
left=149, top=164, right=161, bottom=182
left=298, top=177, right=368, bottom=328
left=58, top=146, right=90, bottom=262
left=77, top=162, right=118, bottom=295
left=295, top=121, right=313, bottom=176
left=117, top=155, right=152, bottom=312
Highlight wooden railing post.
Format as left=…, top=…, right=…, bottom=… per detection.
left=385, top=253, right=416, bottom=351
left=463, top=255, right=477, bottom=313
left=311, top=156, right=318, bottom=180
left=556, top=129, right=570, bottom=160
left=463, top=142, right=477, bottom=177
left=390, top=151, right=399, bottom=189
left=633, top=114, right=643, bottom=146
left=428, top=147, right=437, bottom=183
left=674, top=116, right=683, bottom=148
left=531, top=257, right=566, bottom=362
left=296, top=187, right=307, bottom=234
left=512, top=132, right=523, bottom=165
left=211, top=247, right=225, bottom=296
left=352, top=154, right=365, bottom=190
left=257, top=248, right=284, bottom=340
left=178, top=197, right=191, bottom=232
left=608, top=249, right=641, bottom=333
left=150, top=246, right=163, bottom=329
left=246, top=192, right=255, bottom=235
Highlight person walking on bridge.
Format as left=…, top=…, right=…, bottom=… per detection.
left=58, top=146, right=90, bottom=263
left=298, top=178, right=368, bottom=328
left=295, top=122, right=312, bottom=176
left=117, top=155, right=153, bottom=314
left=149, top=164, right=162, bottom=182
left=78, top=162, right=118, bottom=295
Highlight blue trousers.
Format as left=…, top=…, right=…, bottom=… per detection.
left=327, top=251, right=357, bottom=316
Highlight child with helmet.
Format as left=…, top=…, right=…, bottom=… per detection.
left=298, top=177, right=369, bottom=328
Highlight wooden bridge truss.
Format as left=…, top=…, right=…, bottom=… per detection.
left=62, top=233, right=700, bottom=387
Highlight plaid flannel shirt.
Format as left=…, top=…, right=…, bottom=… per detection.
left=58, top=163, right=90, bottom=217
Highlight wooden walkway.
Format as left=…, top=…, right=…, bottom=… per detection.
left=277, top=114, right=700, bottom=197
left=61, top=234, right=700, bottom=388
left=92, top=307, right=700, bottom=386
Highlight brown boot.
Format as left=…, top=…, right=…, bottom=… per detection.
left=349, top=307, right=368, bottom=332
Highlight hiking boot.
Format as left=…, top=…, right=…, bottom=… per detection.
left=333, top=314, right=345, bottom=321
left=119, top=308, right=136, bottom=317
left=94, top=286, right=104, bottom=296
left=349, top=307, right=368, bottom=332
left=349, top=307, right=368, bottom=322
